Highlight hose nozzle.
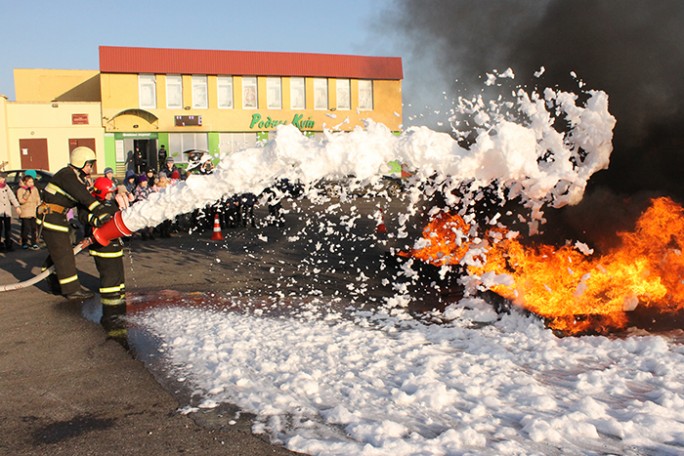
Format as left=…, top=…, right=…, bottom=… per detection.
left=93, top=211, right=132, bottom=246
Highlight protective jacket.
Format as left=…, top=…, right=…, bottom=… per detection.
left=39, top=166, right=113, bottom=232
left=80, top=202, right=125, bottom=306
left=39, top=165, right=116, bottom=295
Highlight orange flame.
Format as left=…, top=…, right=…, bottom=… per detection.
left=398, top=212, right=471, bottom=267
left=404, top=197, right=684, bottom=335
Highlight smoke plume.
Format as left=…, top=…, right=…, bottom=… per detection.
left=386, top=0, right=684, bottom=242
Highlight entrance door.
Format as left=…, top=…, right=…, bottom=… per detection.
left=133, top=139, right=158, bottom=172
left=69, top=138, right=97, bottom=174
left=19, top=138, right=50, bottom=170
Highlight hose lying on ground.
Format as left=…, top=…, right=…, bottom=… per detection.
left=0, top=238, right=92, bottom=292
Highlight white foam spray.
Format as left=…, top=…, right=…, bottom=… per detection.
left=122, top=86, right=615, bottom=239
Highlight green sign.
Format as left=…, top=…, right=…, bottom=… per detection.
left=249, top=113, right=315, bottom=131
left=114, top=132, right=159, bottom=139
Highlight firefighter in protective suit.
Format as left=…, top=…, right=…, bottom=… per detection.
left=86, top=177, right=128, bottom=345
left=85, top=177, right=126, bottom=306
left=38, top=147, right=117, bottom=300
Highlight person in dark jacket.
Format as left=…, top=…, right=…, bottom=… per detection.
left=124, top=170, right=137, bottom=194
left=133, top=147, right=145, bottom=174
left=163, top=157, right=179, bottom=179
left=157, top=145, right=167, bottom=172
left=38, top=147, right=117, bottom=300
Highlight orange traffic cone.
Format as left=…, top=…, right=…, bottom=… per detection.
left=376, top=208, right=387, bottom=234
left=211, top=213, right=224, bottom=241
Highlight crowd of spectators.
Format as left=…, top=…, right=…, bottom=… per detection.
left=0, top=155, right=298, bottom=253
left=110, top=154, right=291, bottom=240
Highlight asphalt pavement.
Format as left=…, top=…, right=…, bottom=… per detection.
left=0, top=221, right=299, bottom=456
left=0, top=196, right=429, bottom=456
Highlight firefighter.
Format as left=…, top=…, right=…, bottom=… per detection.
left=87, top=177, right=127, bottom=344
left=87, top=177, right=126, bottom=306
left=38, top=147, right=117, bottom=300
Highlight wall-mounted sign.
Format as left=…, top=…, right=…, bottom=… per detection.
left=248, top=113, right=315, bottom=131
left=175, top=115, right=202, bottom=126
left=72, top=113, right=89, bottom=125
left=114, top=132, right=158, bottom=139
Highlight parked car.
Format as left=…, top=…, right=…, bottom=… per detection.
left=3, top=169, right=53, bottom=195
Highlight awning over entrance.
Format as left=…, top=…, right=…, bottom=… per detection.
left=105, top=108, right=159, bottom=131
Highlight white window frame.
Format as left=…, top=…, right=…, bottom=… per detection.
left=138, top=74, right=156, bottom=109
left=168, top=133, right=208, bottom=163
left=358, top=80, right=373, bottom=111
left=218, top=132, right=258, bottom=155
left=191, top=75, right=208, bottom=109
left=242, top=76, right=258, bottom=109
left=336, top=78, right=351, bottom=110
left=313, top=78, right=328, bottom=110
left=290, top=77, right=305, bottom=110
left=217, top=75, right=234, bottom=109
left=266, top=77, right=282, bottom=110
left=166, top=74, right=183, bottom=109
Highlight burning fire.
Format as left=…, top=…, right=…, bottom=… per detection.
left=398, top=212, right=471, bottom=267
left=404, top=197, right=684, bottom=335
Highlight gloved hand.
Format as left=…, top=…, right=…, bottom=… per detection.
left=89, top=204, right=117, bottom=227
left=90, top=212, right=112, bottom=228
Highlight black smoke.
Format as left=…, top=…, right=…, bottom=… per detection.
left=386, top=0, right=684, bottom=246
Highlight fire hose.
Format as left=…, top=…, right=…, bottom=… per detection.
left=0, top=238, right=93, bottom=292
left=0, top=211, right=133, bottom=293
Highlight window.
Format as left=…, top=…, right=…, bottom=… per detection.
left=218, top=132, right=257, bottom=155
left=290, top=77, right=305, bottom=110
left=191, top=75, right=208, bottom=109
left=168, top=133, right=208, bottom=163
left=358, top=80, right=373, bottom=111
left=313, top=78, right=328, bottom=110
left=242, top=76, right=258, bottom=109
left=138, top=74, right=156, bottom=109
left=336, top=79, right=350, bottom=110
left=217, top=76, right=234, bottom=109
left=166, top=75, right=183, bottom=109
left=266, top=77, right=282, bottom=109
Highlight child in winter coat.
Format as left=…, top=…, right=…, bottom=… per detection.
left=0, top=172, right=21, bottom=251
left=133, top=175, right=154, bottom=240
left=16, top=174, right=41, bottom=249
left=133, top=174, right=152, bottom=203
left=115, top=184, right=134, bottom=211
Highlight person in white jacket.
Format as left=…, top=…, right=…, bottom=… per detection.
left=0, top=172, right=21, bottom=251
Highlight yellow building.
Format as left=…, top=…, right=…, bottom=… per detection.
left=1, top=46, right=403, bottom=175
left=2, top=69, right=104, bottom=173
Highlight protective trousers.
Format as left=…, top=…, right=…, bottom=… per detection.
left=42, top=228, right=81, bottom=295
left=90, top=239, right=127, bottom=346
left=89, top=238, right=125, bottom=306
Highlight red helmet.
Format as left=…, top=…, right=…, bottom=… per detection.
left=92, top=177, right=116, bottom=200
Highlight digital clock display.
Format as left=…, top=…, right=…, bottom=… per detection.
left=175, top=115, right=202, bottom=126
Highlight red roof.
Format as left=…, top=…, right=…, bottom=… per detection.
left=99, top=46, right=403, bottom=80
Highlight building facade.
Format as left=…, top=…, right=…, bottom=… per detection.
left=3, top=69, right=105, bottom=173
left=0, top=46, right=403, bottom=175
